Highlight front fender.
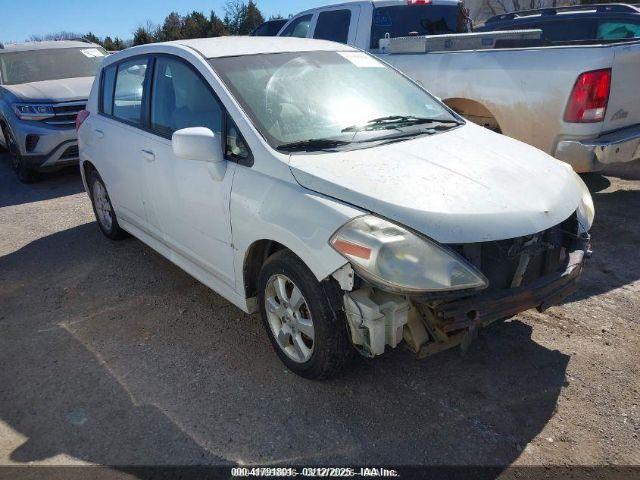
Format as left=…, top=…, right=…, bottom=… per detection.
left=231, top=167, right=364, bottom=295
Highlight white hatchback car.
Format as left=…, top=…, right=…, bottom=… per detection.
left=78, top=37, right=594, bottom=379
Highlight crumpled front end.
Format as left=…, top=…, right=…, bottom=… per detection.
left=338, top=213, right=591, bottom=358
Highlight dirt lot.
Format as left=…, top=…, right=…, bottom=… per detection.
left=0, top=153, right=639, bottom=471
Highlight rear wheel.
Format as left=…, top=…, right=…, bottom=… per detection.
left=87, top=169, right=129, bottom=240
left=258, top=250, right=353, bottom=379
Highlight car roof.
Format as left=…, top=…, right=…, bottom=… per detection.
left=284, top=0, right=461, bottom=23
left=373, top=0, right=461, bottom=5
left=319, top=0, right=461, bottom=6
left=0, top=40, right=101, bottom=53
left=165, top=36, right=358, bottom=58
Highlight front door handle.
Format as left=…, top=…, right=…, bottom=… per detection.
left=94, top=129, right=104, bottom=139
left=141, top=149, right=155, bottom=163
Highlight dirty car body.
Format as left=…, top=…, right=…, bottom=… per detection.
left=79, top=37, right=594, bottom=379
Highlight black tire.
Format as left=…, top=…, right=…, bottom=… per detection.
left=3, top=125, right=38, bottom=184
left=87, top=169, right=129, bottom=241
left=258, top=250, right=353, bottom=379
left=12, top=154, right=39, bottom=184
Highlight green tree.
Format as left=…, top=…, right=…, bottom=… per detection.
left=111, top=37, right=127, bottom=50
left=83, top=32, right=103, bottom=45
left=102, top=36, right=126, bottom=51
left=133, top=25, right=154, bottom=45
left=224, top=0, right=265, bottom=35
left=182, top=11, right=210, bottom=39
left=103, top=36, right=115, bottom=50
left=238, top=0, right=265, bottom=35
left=159, top=11, right=183, bottom=41
left=209, top=12, right=229, bottom=37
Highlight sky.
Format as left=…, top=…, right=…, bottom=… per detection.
left=0, top=0, right=331, bottom=43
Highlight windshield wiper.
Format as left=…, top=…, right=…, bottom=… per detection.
left=276, top=138, right=351, bottom=152
left=341, top=116, right=462, bottom=133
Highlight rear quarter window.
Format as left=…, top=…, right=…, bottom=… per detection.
left=314, top=10, right=352, bottom=44
left=100, top=65, right=117, bottom=116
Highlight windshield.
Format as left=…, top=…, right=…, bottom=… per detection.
left=209, top=51, right=459, bottom=151
left=0, top=47, right=106, bottom=85
left=371, top=4, right=470, bottom=49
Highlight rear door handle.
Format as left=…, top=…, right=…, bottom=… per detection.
left=94, top=129, right=104, bottom=139
left=141, top=149, right=155, bottom=162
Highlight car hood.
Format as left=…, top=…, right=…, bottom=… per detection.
left=289, top=123, right=582, bottom=244
left=1, top=76, right=93, bottom=102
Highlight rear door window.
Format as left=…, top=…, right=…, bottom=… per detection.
left=597, top=20, right=640, bottom=40
left=370, top=4, right=469, bottom=49
left=280, top=14, right=313, bottom=38
left=313, top=10, right=352, bottom=44
left=112, top=57, right=149, bottom=125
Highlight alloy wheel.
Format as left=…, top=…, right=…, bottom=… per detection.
left=264, top=274, right=315, bottom=363
left=92, top=181, right=113, bottom=231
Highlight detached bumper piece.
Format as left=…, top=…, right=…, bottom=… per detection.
left=556, top=123, right=640, bottom=172
left=410, top=220, right=590, bottom=359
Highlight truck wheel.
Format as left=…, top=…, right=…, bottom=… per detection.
left=87, top=169, right=129, bottom=240
left=258, top=250, right=353, bottom=379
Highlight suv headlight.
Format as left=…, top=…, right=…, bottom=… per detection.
left=13, top=103, right=55, bottom=121
left=330, top=215, right=489, bottom=293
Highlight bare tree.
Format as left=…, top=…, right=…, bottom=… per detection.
left=28, top=31, right=84, bottom=42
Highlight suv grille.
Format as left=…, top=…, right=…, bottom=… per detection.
left=44, top=101, right=87, bottom=127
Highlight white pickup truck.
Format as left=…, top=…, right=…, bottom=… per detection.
left=278, top=0, right=640, bottom=172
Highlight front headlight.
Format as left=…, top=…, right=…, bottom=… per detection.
left=330, top=215, right=488, bottom=293
left=12, top=103, right=55, bottom=121
left=575, top=175, right=595, bottom=232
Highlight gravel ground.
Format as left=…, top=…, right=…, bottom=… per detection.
left=0, top=153, right=639, bottom=470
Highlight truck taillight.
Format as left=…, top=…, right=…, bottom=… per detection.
left=75, top=109, right=90, bottom=131
left=564, top=69, right=611, bottom=123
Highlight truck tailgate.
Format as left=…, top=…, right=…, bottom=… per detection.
left=603, top=41, right=640, bottom=133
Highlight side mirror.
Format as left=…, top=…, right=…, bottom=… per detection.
left=172, top=127, right=226, bottom=180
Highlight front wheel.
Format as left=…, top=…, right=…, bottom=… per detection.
left=258, top=250, right=353, bottom=379
left=12, top=154, right=38, bottom=184
left=3, top=126, right=37, bottom=184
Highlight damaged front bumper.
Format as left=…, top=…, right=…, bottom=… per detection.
left=413, top=233, right=589, bottom=358
left=342, top=233, right=590, bottom=359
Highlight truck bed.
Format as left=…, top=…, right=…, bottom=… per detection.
left=378, top=39, right=640, bottom=162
